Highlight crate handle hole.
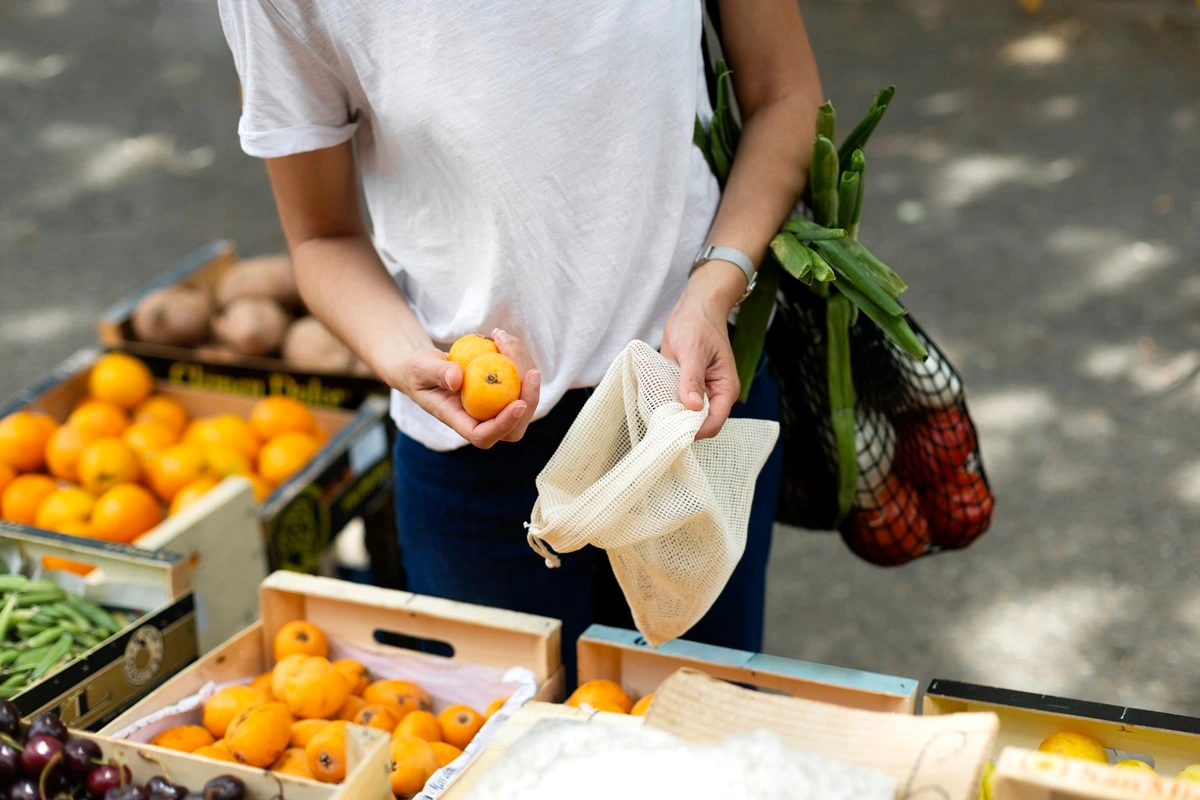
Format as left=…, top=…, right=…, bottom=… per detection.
left=372, top=629, right=455, bottom=658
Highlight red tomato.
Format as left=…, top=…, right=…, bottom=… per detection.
left=896, top=408, right=977, bottom=486
left=922, top=470, right=994, bottom=549
left=842, top=477, right=931, bottom=566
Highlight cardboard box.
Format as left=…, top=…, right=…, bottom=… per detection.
left=97, top=240, right=386, bottom=411
left=992, top=747, right=1200, bottom=800
left=924, top=679, right=1200, bottom=776
left=60, top=724, right=389, bottom=800
left=102, top=571, right=565, bottom=735
left=0, top=524, right=197, bottom=729
left=577, top=624, right=919, bottom=713
left=1, top=348, right=394, bottom=652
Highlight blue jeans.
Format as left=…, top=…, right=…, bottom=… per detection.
left=393, top=359, right=783, bottom=686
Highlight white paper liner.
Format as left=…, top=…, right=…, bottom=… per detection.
left=106, top=635, right=538, bottom=800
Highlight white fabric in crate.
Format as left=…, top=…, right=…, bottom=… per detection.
left=464, top=720, right=896, bottom=800
left=526, top=340, right=779, bottom=646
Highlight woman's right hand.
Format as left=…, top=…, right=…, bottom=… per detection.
left=390, top=329, right=541, bottom=449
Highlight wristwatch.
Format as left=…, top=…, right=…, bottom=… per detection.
left=693, top=245, right=757, bottom=305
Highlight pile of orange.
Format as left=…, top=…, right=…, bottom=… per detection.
left=149, top=621, right=506, bottom=799
left=566, top=679, right=654, bottom=717
left=0, top=353, right=329, bottom=546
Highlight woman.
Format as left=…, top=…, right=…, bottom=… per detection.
left=218, top=0, right=821, bottom=677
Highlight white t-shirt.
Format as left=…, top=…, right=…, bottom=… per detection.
left=219, top=0, right=721, bottom=451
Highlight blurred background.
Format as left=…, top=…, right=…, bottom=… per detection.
left=2, top=0, right=1199, bottom=711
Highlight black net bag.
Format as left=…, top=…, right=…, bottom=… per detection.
left=766, top=279, right=994, bottom=566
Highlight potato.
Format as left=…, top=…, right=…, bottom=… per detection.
left=283, top=317, right=357, bottom=373
left=215, top=254, right=301, bottom=309
left=131, top=285, right=212, bottom=346
left=211, top=298, right=291, bottom=356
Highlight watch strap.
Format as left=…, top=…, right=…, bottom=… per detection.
left=694, top=245, right=758, bottom=303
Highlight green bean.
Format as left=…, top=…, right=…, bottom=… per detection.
left=14, top=647, right=50, bottom=669
left=0, top=593, right=18, bottom=644
left=16, top=590, right=66, bottom=608
left=65, top=595, right=121, bottom=636
left=0, top=675, right=27, bottom=698
left=0, top=652, right=18, bottom=667
left=32, top=634, right=73, bottom=680
left=0, top=577, right=29, bottom=593
left=15, top=622, right=50, bottom=639
left=22, top=626, right=67, bottom=650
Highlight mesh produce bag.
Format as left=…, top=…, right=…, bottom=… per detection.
left=525, top=340, right=779, bottom=646
left=767, top=284, right=993, bottom=566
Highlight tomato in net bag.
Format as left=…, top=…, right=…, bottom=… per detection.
left=766, top=284, right=994, bottom=567
left=525, top=341, right=779, bottom=646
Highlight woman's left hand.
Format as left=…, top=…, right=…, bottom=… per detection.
left=661, top=262, right=748, bottom=439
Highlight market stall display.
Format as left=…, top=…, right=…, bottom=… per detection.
left=0, top=524, right=195, bottom=729
left=98, top=242, right=385, bottom=411
left=0, top=349, right=392, bottom=650
left=101, top=571, right=563, bottom=799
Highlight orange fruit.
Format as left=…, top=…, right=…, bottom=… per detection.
left=169, top=476, right=219, bottom=516
left=250, top=671, right=276, bottom=698
left=1, top=474, right=59, bottom=525
left=213, top=739, right=231, bottom=753
left=336, top=694, right=367, bottom=722
left=393, top=710, right=441, bottom=743
left=0, top=411, right=56, bottom=473
left=258, top=432, right=320, bottom=485
left=250, top=397, right=316, bottom=441
left=225, top=701, right=294, bottom=768
left=271, top=747, right=315, bottom=779
left=41, top=555, right=95, bottom=575
left=133, top=395, right=189, bottom=438
left=145, top=442, right=208, bottom=503
left=203, top=685, right=270, bottom=738
left=192, top=745, right=236, bottom=763
left=89, top=353, right=154, bottom=410
left=447, top=334, right=499, bottom=371
left=436, top=705, right=485, bottom=750
left=305, top=720, right=348, bottom=783
left=244, top=473, right=274, bottom=504
left=67, top=400, right=129, bottom=441
left=274, top=620, right=329, bottom=661
left=630, top=693, right=654, bottom=716
left=289, top=719, right=329, bottom=749
left=78, top=438, right=141, bottom=495
left=205, top=445, right=251, bottom=478
left=428, top=741, right=462, bottom=769
left=363, top=680, right=432, bottom=718
left=122, top=421, right=177, bottom=462
left=185, top=415, right=260, bottom=462
left=460, top=353, right=521, bottom=421
left=44, top=425, right=85, bottom=483
left=1038, top=731, right=1108, bottom=763
left=389, top=736, right=438, bottom=798
left=33, top=487, right=95, bottom=532
left=90, top=483, right=164, bottom=542
left=566, top=679, right=632, bottom=713
left=483, top=697, right=508, bottom=719
left=151, top=724, right=214, bottom=753
left=0, top=463, right=13, bottom=496
left=332, top=659, right=369, bottom=695
left=355, top=704, right=400, bottom=732
left=284, top=657, right=351, bottom=719
left=271, top=654, right=312, bottom=701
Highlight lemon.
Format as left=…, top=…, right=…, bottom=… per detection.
left=1037, top=731, right=1108, bottom=763
left=1177, top=764, right=1200, bottom=783
left=979, top=761, right=995, bottom=800
left=1115, top=760, right=1154, bottom=773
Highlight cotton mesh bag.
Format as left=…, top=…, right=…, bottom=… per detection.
left=526, top=340, right=779, bottom=646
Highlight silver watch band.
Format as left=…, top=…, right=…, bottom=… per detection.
left=693, top=245, right=758, bottom=303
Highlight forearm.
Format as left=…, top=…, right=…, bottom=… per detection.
left=290, top=234, right=430, bottom=382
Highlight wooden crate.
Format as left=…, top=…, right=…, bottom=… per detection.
left=992, top=747, right=1200, bottom=800
left=97, top=240, right=385, bottom=411
left=0, top=524, right=197, bottom=729
left=62, top=724, right=389, bottom=800
left=1, top=348, right=394, bottom=652
left=101, top=571, right=565, bottom=738
left=924, top=679, right=1200, bottom=775
left=577, top=624, right=918, bottom=713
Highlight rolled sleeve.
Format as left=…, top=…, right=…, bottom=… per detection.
left=218, top=0, right=357, bottom=158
